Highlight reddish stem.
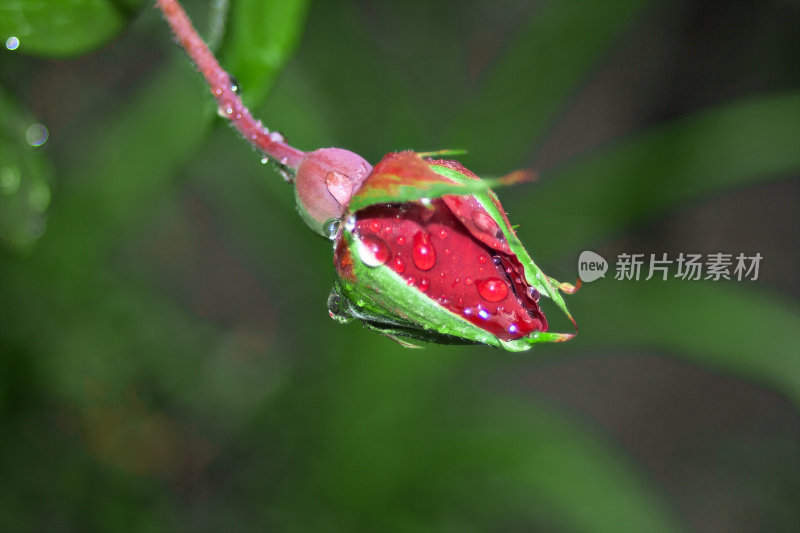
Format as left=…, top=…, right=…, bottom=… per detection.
left=156, top=0, right=306, bottom=174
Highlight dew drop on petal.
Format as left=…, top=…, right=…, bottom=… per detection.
left=369, top=220, right=381, bottom=233
left=438, top=228, right=448, bottom=239
left=476, top=277, right=509, bottom=302
left=359, top=234, right=391, bottom=267
left=527, top=286, right=541, bottom=302
left=412, top=231, right=436, bottom=271
left=472, top=210, right=500, bottom=236
left=478, top=255, right=488, bottom=264
left=406, top=276, right=416, bottom=286
left=396, top=235, right=406, bottom=246
left=418, top=278, right=430, bottom=292
left=391, top=256, right=405, bottom=274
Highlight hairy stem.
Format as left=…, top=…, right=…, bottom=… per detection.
left=156, top=0, right=306, bottom=175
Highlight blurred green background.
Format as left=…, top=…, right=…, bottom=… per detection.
left=1, top=0, right=799, bottom=531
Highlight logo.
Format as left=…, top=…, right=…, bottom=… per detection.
left=578, top=251, right=608, bottom=283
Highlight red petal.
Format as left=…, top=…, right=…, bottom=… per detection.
left=348, top=199, right=547, bottom=340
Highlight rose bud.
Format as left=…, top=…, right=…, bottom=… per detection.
left=320, top=150, right=576, bottom=351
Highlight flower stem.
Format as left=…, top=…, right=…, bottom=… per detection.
left=156, top=0, right=306, bottom=176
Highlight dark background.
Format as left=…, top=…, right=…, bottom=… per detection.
left=1, top=1, right=798, bottom=531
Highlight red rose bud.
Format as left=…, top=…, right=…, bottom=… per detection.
left=327, top=151, right=576, bottom=351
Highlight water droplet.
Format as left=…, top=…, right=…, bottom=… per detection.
left=323, top=218, right=341, bottom=240
left=472, top=210, right=499, bottom=235
left=463, top=308, right=473, bottom=316
left=420, top=197, right=432, bottom=206
left=527, top=286, right=541, bottom=302
left=391, top=256, right=405, bottom=274
left=344, top=215, right=356, bottom=232
left=418, top=278, right=430, bottom=292
left=326, top=171, right=353, bottom=206
left=25, top=123, right=48, bottom=147
left=477, top=308, right=490, bottom=320
left=215, top=88, right=223, bottom=96
left=465, top=277, right=473, bottom=285
left=439, top=272, right=446, bottom=279
left=412, top=231, right=436, bottom=271
left=358, top=234, right=391, bottom=267
left=368, top=220, right=381, bottom=233
left=476, top=277, right=508, bottom=302
left=226, top=106, right=233, bottom=114
left=327, top=289, right=353, bottom=324
left=478, top=255, right=488, bottom=264
left=406, top=276, right=416, bottom=286
left=260, top=157, right=268, bottom=164
left=280, top=157, right=288, bottom=166
left=438, top=228, right=448, bottom=239
left=6, top=36, right=20, bottom=51
left=327, top=290, right=340, bottom=312
left=508, top=324, right=519, bottom=335
left=230, top=76, right=240, bottom=93
left=396, top=235, right=406, bottom=246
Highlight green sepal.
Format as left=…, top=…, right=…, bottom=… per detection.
left=348, top=152, right=528, bottom=213
left=415, top=149, right=468, bottom=158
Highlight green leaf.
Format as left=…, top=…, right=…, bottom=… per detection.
left=220, top=0, right=310, bottom=109
left=521, top=91, right=800, bottom=259
left=567, top=280, right=800, bottom=407
left=447, top=0, right=649, bottom=169
left=0, top=0, right=144, bottom=57
left=0, top=87, right=52, bottom=252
